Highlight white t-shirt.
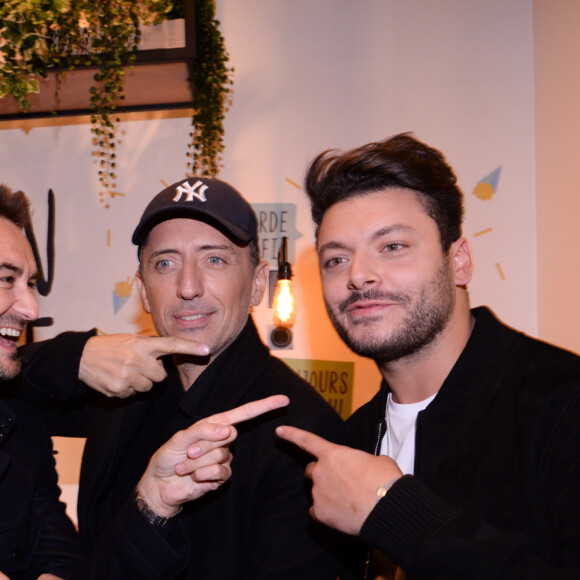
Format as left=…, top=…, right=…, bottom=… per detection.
left=380, top=392, right=436, bottom=475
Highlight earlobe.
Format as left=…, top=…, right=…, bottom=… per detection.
left=251, top=261, right=269, bottom=307
left=136, top=271, right=152, bottom=314
left=451, top=237, right=474, bottom=286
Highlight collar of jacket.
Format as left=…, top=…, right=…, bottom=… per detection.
left=168, top=316, right=271, bottom=422
left=371, top=306, right=520, bottom=422
left=424, top=306, right=520, bottom=415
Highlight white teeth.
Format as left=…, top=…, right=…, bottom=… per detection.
left=181, top=315, right=204, bottom=321
left=0, top=327, right=21, bottom=338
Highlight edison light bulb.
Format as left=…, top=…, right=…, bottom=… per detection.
left=272, top=279, right=297, bottom=328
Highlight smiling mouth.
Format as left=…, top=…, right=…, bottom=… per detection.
left=0, top=327, right=22, bottom=348
left=180, top=314, right=207, bottom=321
left=347, top=301, right=396, bottom=314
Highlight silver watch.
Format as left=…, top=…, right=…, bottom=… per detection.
left=135, top=487, right=180, bottom=527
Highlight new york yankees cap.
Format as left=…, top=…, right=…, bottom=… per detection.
left=132, top=177, right=258, bottom=247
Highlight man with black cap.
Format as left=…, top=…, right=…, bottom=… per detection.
left=3, top=182, right=290, bottom=579
left=25, top=177, right=345, bottom=579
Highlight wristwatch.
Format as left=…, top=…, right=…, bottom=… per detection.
left=134, top=486, right=181, bottom=527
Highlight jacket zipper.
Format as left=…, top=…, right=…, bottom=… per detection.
left=363, top=419, right=385, bottom=580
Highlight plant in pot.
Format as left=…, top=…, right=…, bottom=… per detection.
left=0, top=0, right=233, bottom=193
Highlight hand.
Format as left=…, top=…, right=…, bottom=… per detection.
left=276, top=426, right=403, bottom=535
left=138, top=395, right=290, bottom=517
left=79, top=334, right=210, bottom=398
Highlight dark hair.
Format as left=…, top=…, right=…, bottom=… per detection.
left=248, top=238, right=261, bottom=270
left=0, top=184, right=32, bottom=228
left=304, top=133, right=464, bottom=250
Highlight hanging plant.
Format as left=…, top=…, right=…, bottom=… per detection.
left=188, top=0, right=233, bottom=177
left=0, top=0, right=61, bottom=111
left=0, top=0, right=233, bottom=189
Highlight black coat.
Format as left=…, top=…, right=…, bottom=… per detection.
left=346, top=307, right=580, bottom=579
left=23, top=318, right=347, bottom=579
left=0, top=394, right=82, bottom=579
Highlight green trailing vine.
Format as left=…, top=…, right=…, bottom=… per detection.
left=0, top=0, right=61, bottom=112
left=0, top=0, right=232, bottom=191
left=189, top=0, right=233, bottom=177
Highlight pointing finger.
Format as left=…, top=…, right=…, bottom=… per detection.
left=207, top=395, right=290, bottom=427
left=276, top=425, right=333, bottom=459
left=147, top=336, right=211, bottom=358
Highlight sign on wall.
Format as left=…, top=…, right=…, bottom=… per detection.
left=282, top=358, right=353, bottom=420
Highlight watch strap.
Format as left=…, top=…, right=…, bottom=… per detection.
left=135, top=486, right=182, bottom=527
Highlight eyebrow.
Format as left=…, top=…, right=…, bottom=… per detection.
left=147, top=243, right=239, bottom=262
left=0, top=262, right=39, bottom=283
left=318, top=224, right=413, bottom=254
left=0, top=262, right=20, bottom=274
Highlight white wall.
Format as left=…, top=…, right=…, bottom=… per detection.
left=215, top=2, right=537, bottom=412
left=534, top=0, right=580, bottom=355
left=0, top=1, right=540, bottom=506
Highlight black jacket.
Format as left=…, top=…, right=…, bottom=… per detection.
left=23, top=317, right=346, bottom=579
left=346, top=307, right=580, bottom=579
left=0, top=394, right=82, bottom=579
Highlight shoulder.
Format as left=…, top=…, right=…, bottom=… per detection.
left=472, top=306, right=580, bottom=396
left=505, top=328, right=580, bottom=399
left=249, top=355, right=346, bottom=441
left=472, top=309, right=580, bottom=443
left=512, top=336, right=580, bottom=432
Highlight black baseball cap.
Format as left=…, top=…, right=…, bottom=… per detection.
left=132, top=177, right=258, bottom=247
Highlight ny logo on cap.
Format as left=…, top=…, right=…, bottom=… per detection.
left=173, top=180, right=208, bottom=203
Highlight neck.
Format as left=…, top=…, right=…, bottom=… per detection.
left=174, top=354, right=210, bottom=391
left=380, top=292, right=474, bottom=404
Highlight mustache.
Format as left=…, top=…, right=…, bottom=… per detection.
left=0, top=316, right=27, bottom=330
left=169, top=300, right=213, bottom=314
left=338, top=289, right=410, bottom=314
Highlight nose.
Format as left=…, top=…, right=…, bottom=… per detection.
left=176, top=261, right=203, bottom=300
left=347, top=252, right=381, bottom=291
left=14, top=285, right=39, bottom=322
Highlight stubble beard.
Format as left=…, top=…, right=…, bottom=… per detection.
left=0, top=353, right=21, bottom=381
left=0, top=315, right=24, bottom=380
left=326, top=263, right=455, bottom=366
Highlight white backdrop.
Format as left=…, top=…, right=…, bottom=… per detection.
left=0, top=0, right=536, bottom=402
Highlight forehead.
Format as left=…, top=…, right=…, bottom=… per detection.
left=0, top=218, right=35, bottom=269
left=143, top=217, right=245, bottom=254
left=318, top=188, right=435, bottom=245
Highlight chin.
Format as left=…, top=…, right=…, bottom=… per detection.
left=0, top=360, right=21, bottom=380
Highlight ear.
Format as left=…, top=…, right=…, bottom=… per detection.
left=251, top=261, right=269, bottom=307
left=449, top=237, right=473, bottom=286
left=136, top=271, right=152, bottom=314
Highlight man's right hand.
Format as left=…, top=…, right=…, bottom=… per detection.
left=137, top=395, right=291, bottom=517
left=276, top=425, right=403, bottom=536
left=79, top=334, right=211, bottom=398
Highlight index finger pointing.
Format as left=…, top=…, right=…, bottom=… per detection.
left=148, top=336, right=211, bottom=358
left=207, top=395, right=290, bottom=426
left=275, top=425, right=332, bottom=459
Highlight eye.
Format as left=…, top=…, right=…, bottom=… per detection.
left=323, top=256, right=347, bottom=269
left=0, top=276, right=15, bottom=285
left=208, top=255, right=226, bottom=265
left=384, top=242, right=404, bottom=252
left=155, top=258, right=174, bottom=270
